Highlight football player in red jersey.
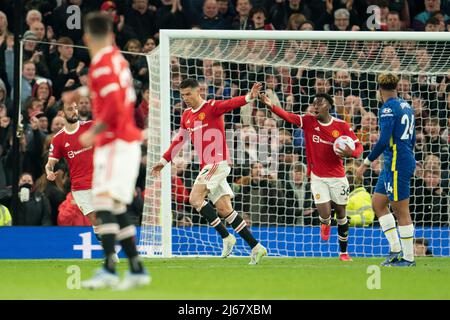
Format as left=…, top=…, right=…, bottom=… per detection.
left=151, top=78, right=268, bottom=264
left=46, top=101, right=119, bottom=262
left=63, top=12, right=149, bottom=290
left=260, top=92, right=364, bottom=261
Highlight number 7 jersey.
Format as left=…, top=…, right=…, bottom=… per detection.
left=378, top=97, right=416, bottom=172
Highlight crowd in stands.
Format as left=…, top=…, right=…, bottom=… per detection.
left=0, top=0, right=449, bottom=227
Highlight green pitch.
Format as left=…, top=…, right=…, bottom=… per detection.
left=1, top=258, right=449, bottom=300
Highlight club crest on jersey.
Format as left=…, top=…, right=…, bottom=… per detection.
left=198, top=112, right=206, bottom=121
left=332, top=130, right=340, bottom=138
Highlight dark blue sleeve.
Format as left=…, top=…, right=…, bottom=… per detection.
left=367, top=107, right=396, bottom=162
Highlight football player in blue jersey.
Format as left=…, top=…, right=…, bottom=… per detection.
left=357, top=74, right=416, bottom=267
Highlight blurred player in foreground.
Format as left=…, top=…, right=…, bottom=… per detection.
left=64, top=12, right=150, bottom=289
left=260, top=92, right=363, bottom=261
left=357, top=74, right=416, bottom=267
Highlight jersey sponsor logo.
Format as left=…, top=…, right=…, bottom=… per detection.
left=187, top=123, right=209, bottom=133
left=332, top=130, right=340, bottom=138
left=65, top=142, right=70, bottom=147
left=198, top=112, right=206, bottom=121
left=187, top=119, right=191, bottom=124
left=312, top=135, right=333, bottom=145
left=67, top=146, right=93, bottom=159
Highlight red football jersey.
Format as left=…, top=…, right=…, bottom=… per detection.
left=163, top=96, right=248, bottom=169
left=270, top=106, right=363, bottom=178
left=88, top=45, right=141, bottom=147
left=49, top=121, right=94, bottom=191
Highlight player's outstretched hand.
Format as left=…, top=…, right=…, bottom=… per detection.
left=151, top=162, right=165, bottom=177
left=336, top=145, right=354, bottom=158
left=259, top=93, right=273, bottom=109
left=355, top=163, right=368, bottom=180
left=249, top=82, right=263, bottom=100
left=46, top=171, right=58, bottom=181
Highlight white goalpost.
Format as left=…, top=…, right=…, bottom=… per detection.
left=138, top=30, right=450, bottom=258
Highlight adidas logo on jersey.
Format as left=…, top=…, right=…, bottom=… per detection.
left=65, top=143, right=70, bottom=147
left=314, top=127, right=320, bottom=131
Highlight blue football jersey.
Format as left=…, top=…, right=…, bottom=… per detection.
left=368, top=97, right=416, bottom=172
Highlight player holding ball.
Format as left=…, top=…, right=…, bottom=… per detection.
left=259, top=92, right=363, bottom=261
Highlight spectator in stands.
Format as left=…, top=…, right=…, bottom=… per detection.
left=423, top=154, right=449, bottom=193
left=0, top=11, right=8, bottom=45
left=277, top=161, right=315, bottom=225
left=217, top=0, right=235, bottom=26
left=269, top=0, right=311, bottom=30
left=50, top=1, right=87, bottom=45
left=19, top=60, right=37, bottom=104
left=380, top=45, right=401, bottom=72
left=77, top=96, right=92, bottom=121
left=386, top=11, right=403, bottom=31
left=397, top=76, right=413, bottom=102
left=25, top=9, right=42, bottom=30
left=318, top=6, right=359, bottom=31
left=31, top=79, right=56, bottom=118
left=50, top=116, right=65, bottom=134
left=425, top=16, right=442, bottom=31
left=237, top=162, right=279, bottom=225
left=414, top=238, right=433, bottom=256
left=299, top=20, right=315, bottom=30
left=21, top=31, right=50, bottom=80
left=412, top=169, right=449, bottom=227
left=155, top=0, right=190, bottom=31
left=35, top=166, right=67, bottom=225
left=432, top=11, right=448, bottom=30
left=143, top=36, right=157, bottom=53
left=0, top=79, right=11, bottom=115
left=16, top=172, right=52, bottom=226
left=197, top=0, right=230, bottom=29
left=248, top=7, right=275, bottom=30
left=123, top=39, right=147, bottom=83
left=126, top=0, right=157, bottom=43
left=355, top=111, right=377, bottom=147
left=49, top=37, right=84, bottom=98
left=412, top=0, right=449, bottom=31
left=286, top=13, right=306, bottom=30
left=232, top=0, right=252, bottom=29
left=424, top=117, right=449, bottom=170
left=208, top=62, right=237, bottom=100
left=340, top=95, right=367, bottom=129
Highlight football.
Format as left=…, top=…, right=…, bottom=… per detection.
left=333, top=135, right=355, bottom=155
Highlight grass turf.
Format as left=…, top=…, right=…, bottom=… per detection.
left=0, top=257, right=449, bottom=300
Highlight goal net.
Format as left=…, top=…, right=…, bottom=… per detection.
left=139, top=31, right=450, bottom=258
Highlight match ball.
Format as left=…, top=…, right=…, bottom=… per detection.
left=333, top=135, right=355, bottom=155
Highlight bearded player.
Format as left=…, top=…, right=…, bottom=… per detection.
left=63, top=12, right=149, bottom=289
left=151, top=78, right=267, bottom=265
left=260, top=92, right=363, bottom=261
left=356, top=74, right=416, bottom=267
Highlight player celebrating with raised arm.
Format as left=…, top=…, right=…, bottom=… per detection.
left=64, top=12, right=150, bottom=289
left=151, top=79, right=267, bottom=264
left=260, top=92, right=363, bottom=261
left=356, top=74, right=416, bottom=267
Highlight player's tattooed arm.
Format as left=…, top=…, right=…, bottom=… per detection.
left=45, top=158, right=58, bottom=181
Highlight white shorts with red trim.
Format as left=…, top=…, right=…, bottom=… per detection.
left=310, top=172, right=350, bottom=205
left=92, top=139, right=141, bottom=205
left=72, top=189, right=94, bottom=216
left=194, top=161, right=234, bottom=205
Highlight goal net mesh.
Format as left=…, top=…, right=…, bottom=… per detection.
left=139, top=37, right=450, bottom=257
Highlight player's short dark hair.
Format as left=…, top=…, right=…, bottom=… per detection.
left=179, top=78, right=199, bottom=90
left=315, top=93, right=334, bottom=107
left=378, top=73, right=399, bottom=91
left=84, top=12, right=113, bottom=38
